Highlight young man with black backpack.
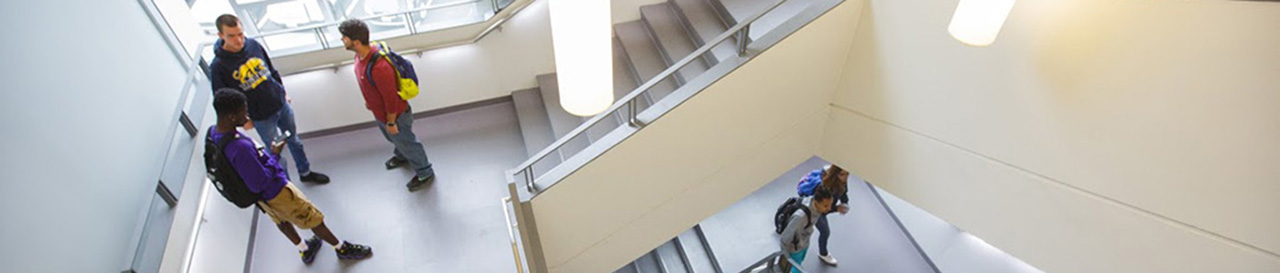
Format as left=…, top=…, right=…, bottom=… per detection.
left=206, top=88, right=372, bottom=264
left=338, top=19, right=437, bottom=192
left=777, top=188, right=834, bottom=273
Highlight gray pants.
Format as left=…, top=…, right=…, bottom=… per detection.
left=377, top=106, right=434, bottom=179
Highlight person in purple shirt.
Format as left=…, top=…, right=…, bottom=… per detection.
left=210, top=88, right=371, bottom=263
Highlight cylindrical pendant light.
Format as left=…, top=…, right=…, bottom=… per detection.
left=549, top=0, right=613, bottom=116
left=947, top=0, right=1016, bottom=47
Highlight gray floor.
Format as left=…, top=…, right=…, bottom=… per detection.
left=250, top=101, right=526, bottom=273
left=699, top=156, right=937, bottom=273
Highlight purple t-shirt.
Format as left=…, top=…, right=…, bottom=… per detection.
left=210, top=129, right=287, bottom=201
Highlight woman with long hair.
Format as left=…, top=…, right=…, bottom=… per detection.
left=814, top=164, right=850, bottom=266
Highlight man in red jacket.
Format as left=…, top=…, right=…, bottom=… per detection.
left=338, top=19, right=436, bottom=192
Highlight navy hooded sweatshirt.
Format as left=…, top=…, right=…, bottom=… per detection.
left=209, top=38, right=286, bottom=121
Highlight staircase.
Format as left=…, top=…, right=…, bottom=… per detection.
left=502, top=0, right=852, bottom=271
left=614, top=225, right=724, bottom=273
left=510, top=0, right=828, bottom=190
left=510, top=0, right=750, bottom=174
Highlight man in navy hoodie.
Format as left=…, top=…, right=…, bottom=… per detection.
left=209, top=14, right=329, bottom=184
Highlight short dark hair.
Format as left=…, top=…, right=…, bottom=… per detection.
left=215, top=14, right=240, bottom=33
left=812, top=187, right=834, bottom=202
left=338, top=19, right=370, bottom=45
left=213, top=88, right=247, bottom=118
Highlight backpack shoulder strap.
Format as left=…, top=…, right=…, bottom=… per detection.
left=800, top=206, right=814, bottom=229
left=375, top=41, right=401, bottom=78
left=363, top=41, right=399, bottom=90
left=364, top=54, right=380, bottom=90
left=214, top=132, right=240, bottom=159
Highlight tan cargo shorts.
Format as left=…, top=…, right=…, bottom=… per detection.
left=259, top=183, right=325, bottom=229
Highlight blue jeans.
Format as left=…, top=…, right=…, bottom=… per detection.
left=253, top=104, right=311, bottom=175
left=788, top=248, right=808, bottom=273
left=816, top=214, right=830, bottom=256
left=377, top=106, right=434, bottom=179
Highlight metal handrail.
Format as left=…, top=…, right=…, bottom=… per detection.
left=173, top=42, right=215, bottom=273
left=254, top=0, right=483, bottom=38
left=737, top=251, right=809, bottom=273
left=509, top=0, right=792, bottom=193
left=176, top=43, right=214, bottom=103
left=502, top=197, right=528, bottom=273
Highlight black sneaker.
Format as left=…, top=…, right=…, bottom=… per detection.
left=406, top=174, right=434, bottom=192
left=300, top=172, right=330, bottom=184
left=384, top=156, right=409, bottom=170
left=335, top=241, right=372, bottom=260
left=300, top=235, right=322, bottom=264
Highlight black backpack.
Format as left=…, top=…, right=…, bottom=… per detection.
left=774, top=197, right=812, bottom=234
left=204, top=130, right=260, bottom=208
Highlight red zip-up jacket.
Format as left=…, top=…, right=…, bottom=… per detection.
left=355, top=46, right=408, bottom=123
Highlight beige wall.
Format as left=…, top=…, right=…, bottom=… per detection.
left=283, top=0, right=556, bottom=132
left=529, top=1, right=863, bottom=272
left=820, top=0, right=1280, bottom=272
left=613, top=0, right=670, bottom=23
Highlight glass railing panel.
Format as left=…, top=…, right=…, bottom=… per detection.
left=410, top=0, right=493, bottom=32
left=258, top=28, right=327, bottom=56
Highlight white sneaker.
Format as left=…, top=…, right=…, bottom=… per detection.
left=819, top=254, right=838, bottom=266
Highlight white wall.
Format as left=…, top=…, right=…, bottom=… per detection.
left=820, top=0, right=1280, bottom=272
left=876, top=184, right=1042, bottom=273
left=528, top=1, right=861, bottom=272
left=283, top=0, right=556, bottom=133
left=0, top=0, right=187, bottom=272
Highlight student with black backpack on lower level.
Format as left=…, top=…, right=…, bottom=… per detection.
left=796, top=165, right=852, bottom=266
left=776, top=188, right=835, bottom=273
left=206, top=88, right=372, bottom=264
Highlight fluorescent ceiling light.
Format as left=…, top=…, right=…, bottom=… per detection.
left=947, top=0, right=1016, bottom=47
left=549, top=0, right=612, bottom=116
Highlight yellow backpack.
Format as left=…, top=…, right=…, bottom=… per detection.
left=364, top=41, right=419, bottom=100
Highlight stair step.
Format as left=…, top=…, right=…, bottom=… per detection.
left=641, top=3, right=710, bottom=84
left=678, top=228, right=720, bottom=273
left=512, top=88, right=555, bottom=157
left=510, top=88, right=563, bottom=175
left=714, top=0, right=815, bottom=40
left=636, top=251, right=666, bottom=273
left=707, top=0, right=738, bottom=26
left=657, top=240, right=692, bottom=273
left=613, top=35, right=655, bottom=114
left=613, top=36, right=642, bottom=105
left=670, top=0, right=738, bottom=65
left=615, top=262, right=642, bottom=273
left=536, top=74, right=592, bottom=160
left=576, top=38, right=636, bottom=142
left=615, top=20, right=681, bottom=103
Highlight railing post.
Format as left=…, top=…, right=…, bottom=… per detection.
left=737, top=25, right=751, bottom=56
left=406, top=13, right=418, bottom=34
left=767, top=254, right=776, bottom=272
left=524, top=167, right=535, bottom=193
left=179, top=111, right=197, bottom=137
left=627, top=99, right=639, bottom=127
left=315, top=28, right=329, bottom=49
